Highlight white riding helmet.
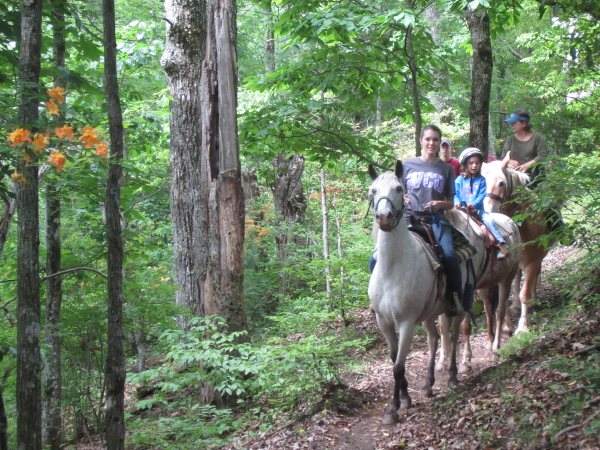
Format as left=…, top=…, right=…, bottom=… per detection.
left=459, top=147, right=483, bottom=166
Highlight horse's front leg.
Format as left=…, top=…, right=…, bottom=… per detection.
left=383, top=322, right=416, bottom=425
left=436, top=314, right=450, bottom=371
left=481, top=288, right=496, bottom=351
left=517, top=261, right=541, bottom=334
left=447, top=314, right=462, bottom=386
left=423, top=318, right=439, bottom=397
left=460, top=315, right=472, bottom=371
left=493, top=279, right=512, bottom=351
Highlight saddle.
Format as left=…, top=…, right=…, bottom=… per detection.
left=407, top=214, right=477, bottom=264
left=456, top=206, right=498, bottom=250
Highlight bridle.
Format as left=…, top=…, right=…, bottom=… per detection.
left=485, top=168, right=513, bottom=205
left=372, top=193, right=405, bottom=230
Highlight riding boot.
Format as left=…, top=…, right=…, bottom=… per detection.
left=443, top=255, right=464, bottom=316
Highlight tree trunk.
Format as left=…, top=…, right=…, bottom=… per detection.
left=405, top=22, right=422, bottom=156
left=102, top=0, right=126, bottom=446
left=0, top=198, right=15, bottom=257
left=162, top=0, right=207, bottom=317
left=331, top=192, right=347, bottom=324
left=272, top=154, right=307, bottom=262
left=202, top=0, right=246, bottom=331
left=43, top=1, right=66, bottom=447
left=264, top=0, right=275, bottom=72
left=319, top=170, right=331, bottom=302
left=162, top=0, right=245, bottom=330
left=466, top=7, right=493, bottom=159
left=16, top=0, right=43, bottom=447
left=0, top=387, right=6, bottom=450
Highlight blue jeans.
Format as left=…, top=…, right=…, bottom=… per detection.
left=431, top=215, right=461, bottom=295
left=482, top=212, right=506, bottom=244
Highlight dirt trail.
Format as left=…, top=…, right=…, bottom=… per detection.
left=232, top=246, right=594, bottom=450
left=231, top=295, right=506, bottom=450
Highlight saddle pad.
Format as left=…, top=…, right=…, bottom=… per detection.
left=412, top=232, right=443, bottom=273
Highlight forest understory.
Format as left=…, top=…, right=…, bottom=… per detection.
left=221, top=245, right=600, bottom=450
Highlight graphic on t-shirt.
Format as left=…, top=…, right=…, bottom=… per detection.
left=405, top=171, right=445, bottom=193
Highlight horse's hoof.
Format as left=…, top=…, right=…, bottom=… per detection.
left=400, top=397, right=412, bottom=409
left=382, top=410, right=399, bottom=425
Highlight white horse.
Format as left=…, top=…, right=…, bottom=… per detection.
left=368, top=162, right=465, bottom=425
left=368, top=162, right=522, bottom=417
left=481, top=158, right=552, bottom=334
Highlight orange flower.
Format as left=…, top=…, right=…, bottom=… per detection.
left=79, top=126, right=100, bottom=148
left=55, top=125, right=74, bottom=140
left=47, top=86, right=65, bottom=104
left=32, top=133, right=49, bottom=153
left=48, top=151, right=66, bottom=172
left=10, top=171, right=26, bottom=184
left=46, top=100, right=60, bottom=116
left=8, top=128, right=31, bottom=146
left=95, top=142, right=109, bottom=158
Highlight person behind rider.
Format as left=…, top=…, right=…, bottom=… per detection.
left=402, top=125, right=463, bottom=314
left=454, top=147, right=510, bottom=259
left=502, top=110, right=564, bottom=234
left=501, top=110, right=548, bottom=185
left=440, top=139, right=461, bottom=177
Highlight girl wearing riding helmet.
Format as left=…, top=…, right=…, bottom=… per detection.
left=454, top=147, right=510, bottom=259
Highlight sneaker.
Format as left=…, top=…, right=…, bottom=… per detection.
left=497, top=244, right=509, bottom=260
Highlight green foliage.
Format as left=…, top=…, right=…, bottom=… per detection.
left=515, top=152, right=600, bottom=250
left=128, top=313, right=370, bottom=448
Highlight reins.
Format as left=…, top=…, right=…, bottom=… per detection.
left=374, top=195, right=404, bottom=229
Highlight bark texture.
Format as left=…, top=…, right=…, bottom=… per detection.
left=43, top=1, right=67, bottom=447
left=272, top=154, right=307, bottom=262
left=162, top=0, right=245, bottom=330
left=264, top=0, right=275, bottom=72
left=320, top=170, right=331, bottom=301
left=404, top=23, right=422, bottom=156
left=16, top=0, right=43, bottom=448
left=0, top=198, right=15, bottom=257
left=102, top=0, right=126, bottom=447
left=204, top=0, right=246, bottom=331
left=162, top=0, right=206, bottom=316
left=466, top=7, right=493, bottom=159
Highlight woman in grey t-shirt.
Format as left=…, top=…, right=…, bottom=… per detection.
left=402, top=125, right=463, bottom=314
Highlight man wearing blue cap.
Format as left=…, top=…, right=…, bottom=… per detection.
left=501, top=110, right=548, bottom=177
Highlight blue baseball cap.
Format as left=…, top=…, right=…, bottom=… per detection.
left=505, top=112, right=530, bottom=125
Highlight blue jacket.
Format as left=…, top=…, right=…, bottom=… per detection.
left=454, top=174, right=486, bottom=217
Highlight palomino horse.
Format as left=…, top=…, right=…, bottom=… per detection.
left=441, top=209, right=521, bottom=370
left=482, top=159, right=550, bottom=334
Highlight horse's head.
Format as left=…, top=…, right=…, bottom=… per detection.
left=482, top=159, right=530, bottom=213
left=481, top=160, right=508, bottom=213
left=368, top=161, right=405, bottom=232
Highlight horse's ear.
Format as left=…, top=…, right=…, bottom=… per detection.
left=368, top=164, right=378, bottom=180
left=395, top=160, right=403, bottom=179
left=501, top=151, right=511, bottom=169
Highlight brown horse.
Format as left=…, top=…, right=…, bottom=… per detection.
left=481, top=157, right=553, bottom=334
